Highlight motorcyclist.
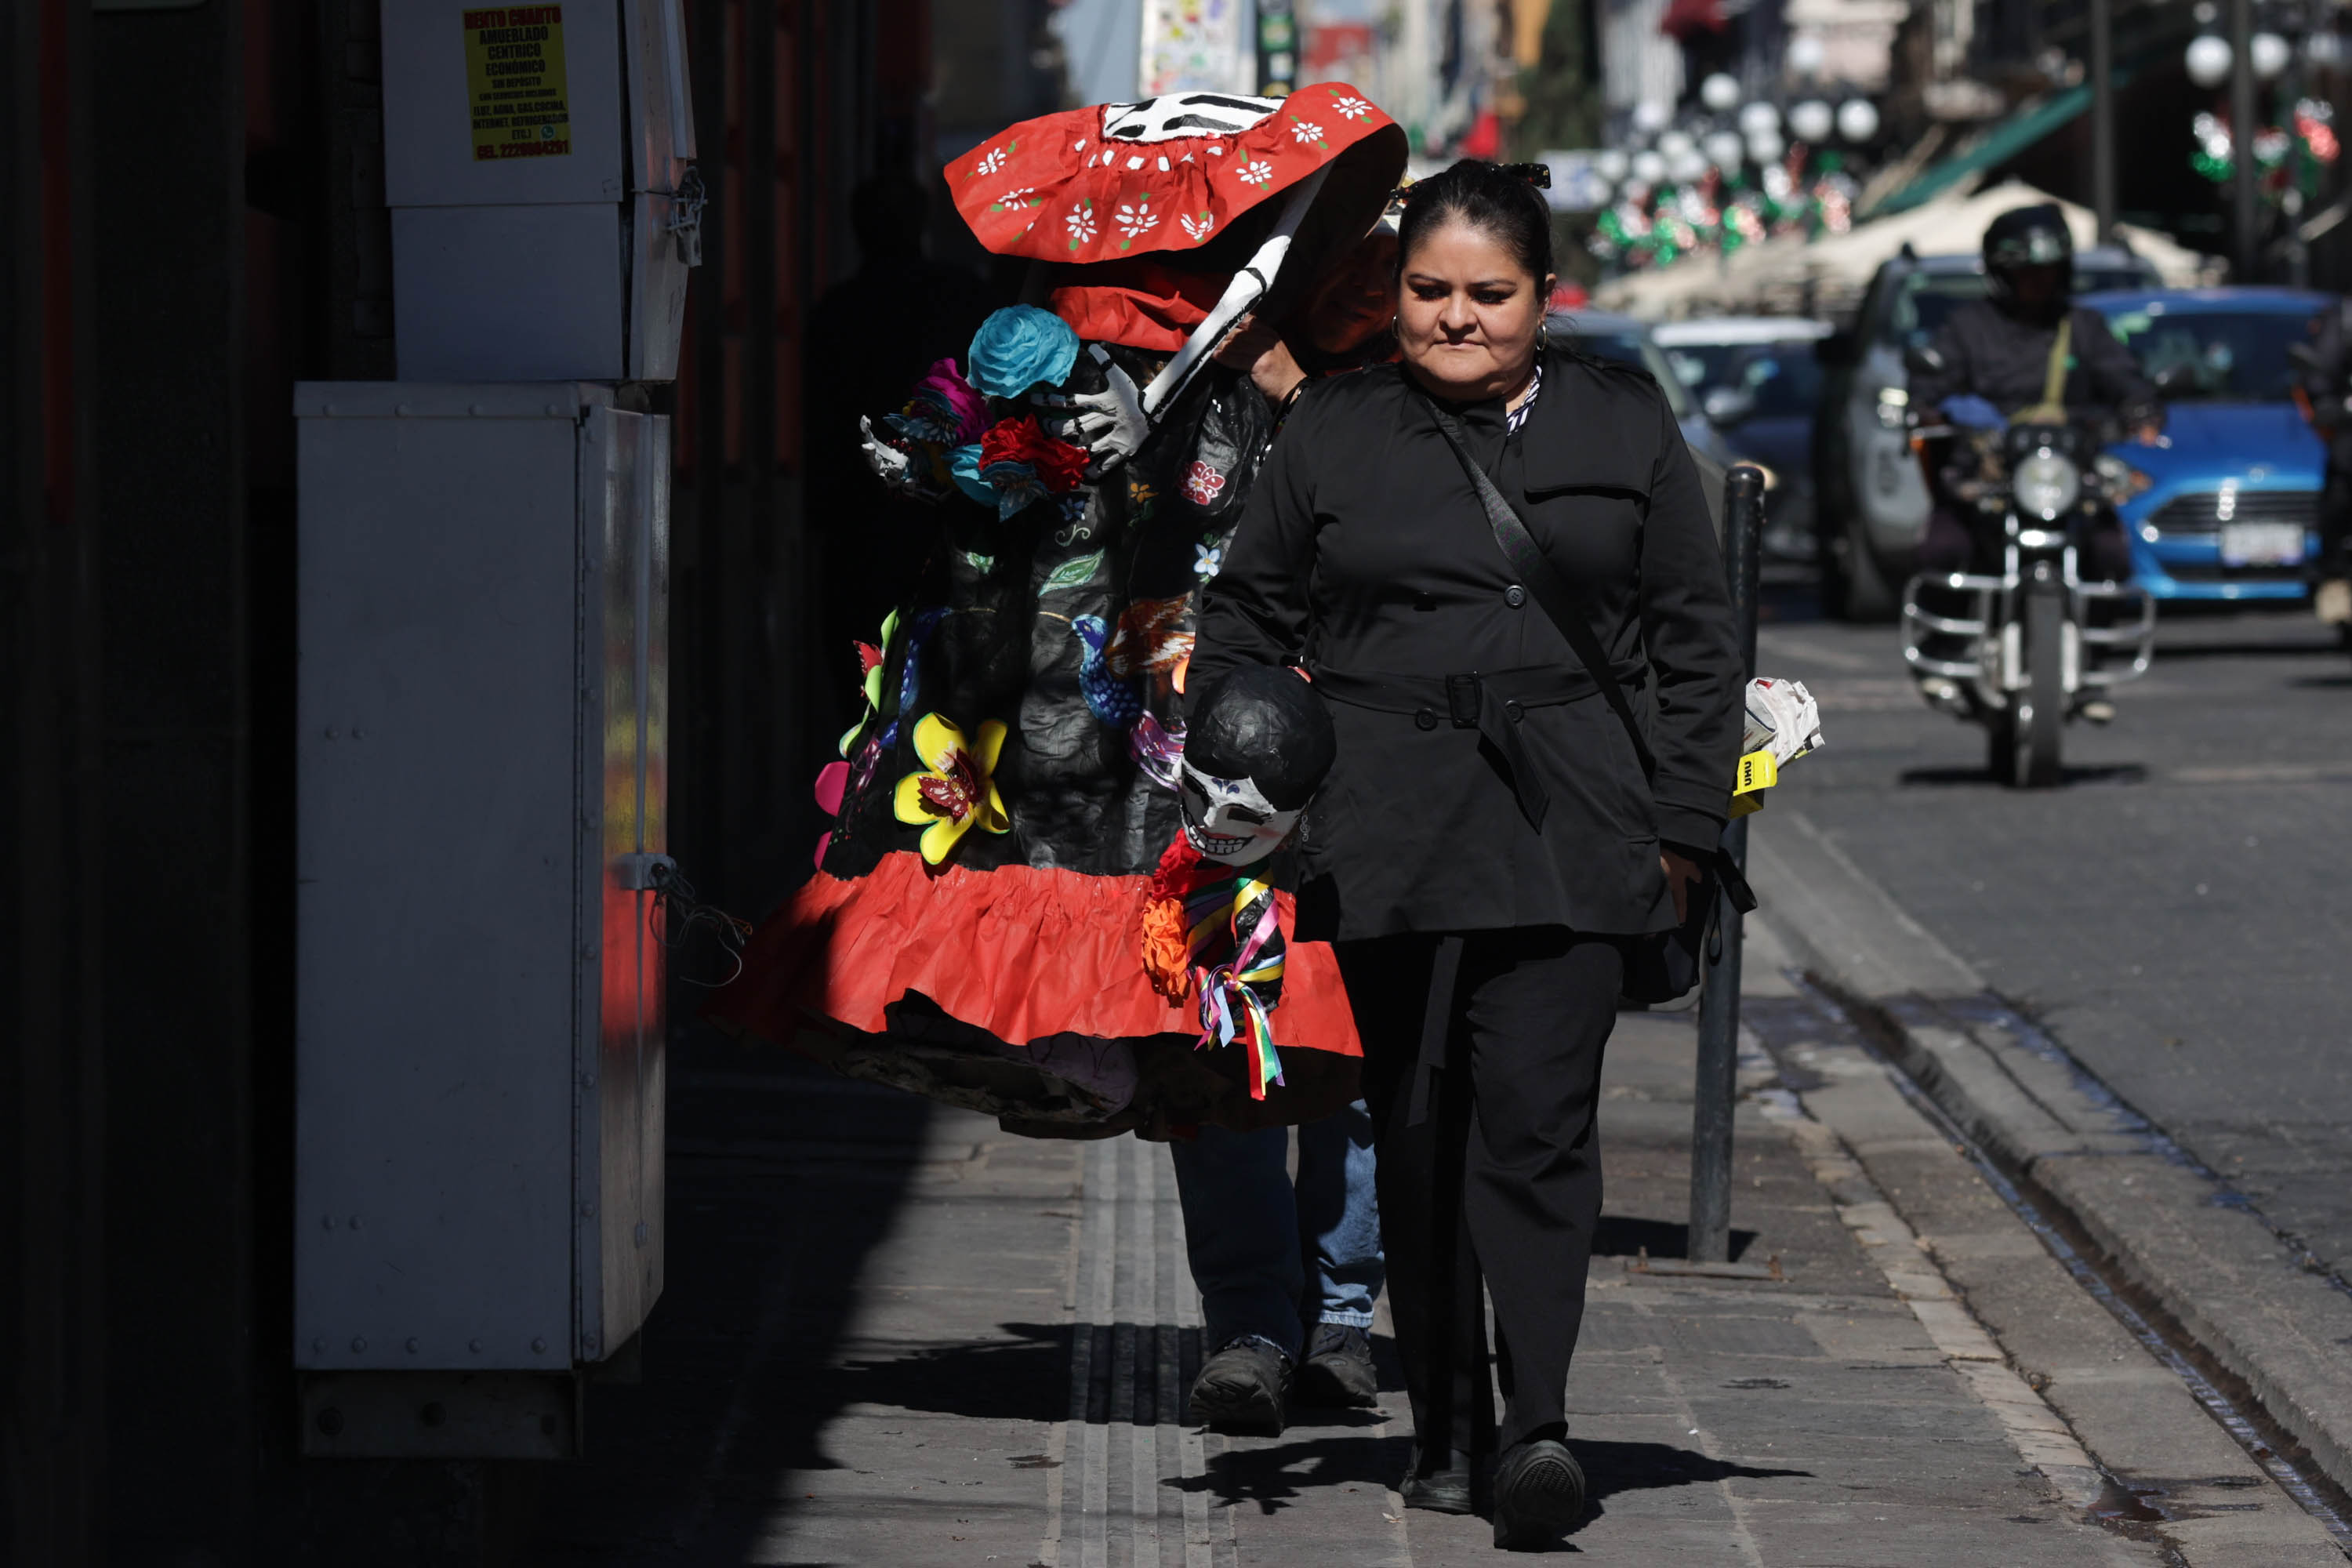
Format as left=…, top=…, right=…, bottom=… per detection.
left=2294, top=298, right=2352, bottom=635
left=1907, top=203, right=2161, bottom=720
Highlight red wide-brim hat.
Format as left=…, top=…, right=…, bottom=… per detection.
left=947, top=84, right=1409, bottom=350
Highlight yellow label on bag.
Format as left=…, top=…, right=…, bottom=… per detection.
left=1733, top=749, right=1779, bottom=796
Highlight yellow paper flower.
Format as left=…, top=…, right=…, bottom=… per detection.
left=891, top=713, right=1010, bottom=864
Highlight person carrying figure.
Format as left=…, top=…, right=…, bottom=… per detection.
left=1189, top=159, right=1744, bottom=1550
left=707, top=88, right=1412, bottom=1429
left=1149, top=220, right=1404, bottom=1435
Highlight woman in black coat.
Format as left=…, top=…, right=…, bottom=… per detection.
left=1189, top=160, right=1743, bottom=1550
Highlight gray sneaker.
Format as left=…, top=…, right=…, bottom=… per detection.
left=1185, top=1335, right=1292, bottom=1436
left=1296, top=1322, right=1379, bottom=1407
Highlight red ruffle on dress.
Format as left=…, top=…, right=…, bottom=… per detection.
left=710, top=857, right=1359, bottom=1079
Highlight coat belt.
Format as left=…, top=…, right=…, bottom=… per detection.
left=1310, top=660, right=1648, bottom=832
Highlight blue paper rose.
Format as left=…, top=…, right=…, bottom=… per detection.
left=966, top=306, right=1080, bottom=399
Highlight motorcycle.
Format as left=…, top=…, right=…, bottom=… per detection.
left=1898, top=401, right=2156, bottom=789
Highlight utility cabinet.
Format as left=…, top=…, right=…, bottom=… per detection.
left=294, top=382, right=667, bottom=1454
left=381, top=0, right=699, bottom=380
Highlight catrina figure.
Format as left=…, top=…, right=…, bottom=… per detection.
left=706, top=85, right=1408, bottom=1138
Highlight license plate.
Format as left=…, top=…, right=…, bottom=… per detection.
left=2220, top=521, right=2304, bottom=567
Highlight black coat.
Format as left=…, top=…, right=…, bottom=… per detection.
left=1189, top=348, right=1744, bottom=942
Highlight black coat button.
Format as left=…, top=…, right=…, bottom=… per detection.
left=1414, top=707, right=1438, bottom=730
left=1505, top=701, right=1523, bottom=724
left=1504, top=584, right=1527, bottom=608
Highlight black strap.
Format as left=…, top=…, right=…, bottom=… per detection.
left=1422, top=398, right=1660, bottom=779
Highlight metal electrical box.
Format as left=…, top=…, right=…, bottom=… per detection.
left=382, top=0, right=699, bottom=381
left=294, top=383, right=668, bottom=1428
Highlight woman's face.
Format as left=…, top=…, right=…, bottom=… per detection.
left=1301, top=230, right=1399, bottom=354
left=1395, top=218, right=1552, bottom=401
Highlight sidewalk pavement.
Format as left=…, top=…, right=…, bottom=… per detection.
left=1753, top=805, right=2352, bottom=1542
left=512, top=919, right=2326, bottom=1564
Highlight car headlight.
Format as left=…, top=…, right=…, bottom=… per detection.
left=2092, top=453, right=2154, bottom=500
left=2013, top=449, right=2081, bottom=520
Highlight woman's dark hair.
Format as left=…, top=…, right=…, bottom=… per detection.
left=1395, top=158, right=1555, bottom=288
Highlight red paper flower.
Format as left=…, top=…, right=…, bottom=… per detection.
left=979, top=415, right=1091, bottom=494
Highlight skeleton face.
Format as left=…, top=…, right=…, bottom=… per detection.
left=1178, top=759, right=1300, bottom=866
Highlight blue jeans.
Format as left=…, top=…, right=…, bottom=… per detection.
left=1167, top=1099, right=1385, bottom=1361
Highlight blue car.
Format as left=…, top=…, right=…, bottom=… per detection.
left=2080, top=288, right=2331, bottom=601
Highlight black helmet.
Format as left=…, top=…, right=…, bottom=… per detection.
left=1982, top=203, right=2073, bottom=303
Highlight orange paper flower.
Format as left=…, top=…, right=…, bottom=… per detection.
left=1140, top=896, right=1196, bottom=1002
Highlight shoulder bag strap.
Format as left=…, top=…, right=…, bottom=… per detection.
left=1422, top=397, right=1658, bottom=779
left=1425, top=394, right=1755, bottom=913
left=2013, top=316, right=2075, bottom=425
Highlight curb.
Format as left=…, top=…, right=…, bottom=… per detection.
left=1749, top=809, right=2352, bottom=1505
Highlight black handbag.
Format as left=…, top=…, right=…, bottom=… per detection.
left=1423, top=398, right=1755, bottom=1004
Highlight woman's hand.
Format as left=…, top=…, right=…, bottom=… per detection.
left=1661, top=847, right=1705, bottom=924
left=1214, top=313, right=1308, bottom=408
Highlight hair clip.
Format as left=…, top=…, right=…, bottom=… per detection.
left=1497, top=162, right=1553, bottom=188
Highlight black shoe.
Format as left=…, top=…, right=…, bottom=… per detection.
left=1185, top=1336, right=1291, bottom=1436
left=1492, top=1438, right=1586, bottom=1550
left=1295, top=1323, right=1379, bottom=1408
left=1398, top=1444, right=1479, bottom=1514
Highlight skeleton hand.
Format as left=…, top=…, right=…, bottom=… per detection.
left=860, top=414, right=913, bottom=485
left=860, top=415, right=953, bottom=502
left=1032, top=344, right=1150, bottom=478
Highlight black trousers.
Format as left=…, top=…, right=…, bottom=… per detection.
left=1335, top=927, right=1624, bottom=1459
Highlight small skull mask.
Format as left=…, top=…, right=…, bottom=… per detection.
left=1178, top=664, right=1337, bottom=867
left=1180, top=763, right=1300, bottom=865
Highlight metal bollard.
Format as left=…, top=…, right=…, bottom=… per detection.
left=1689, top=464, right=1766, bottom=1265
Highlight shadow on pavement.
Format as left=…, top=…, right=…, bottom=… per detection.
left=1899, top=762, right=2149, bottom=789
left=1185, top=1424, right=1410, bottom=1517
left=822, top=1322, right=1073, bottom=1425
left=1568, top=1440, right=1814, bottom=1536
left=518, top=1028, right=936, bottom=1566
left=1592, top=1215, right=1759, bottom=1262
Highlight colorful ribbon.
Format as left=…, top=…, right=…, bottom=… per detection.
left=1185, top=874, right=1287, bottom=1099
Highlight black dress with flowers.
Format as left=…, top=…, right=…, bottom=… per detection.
left=708, top=335, right=1365, bottom=1134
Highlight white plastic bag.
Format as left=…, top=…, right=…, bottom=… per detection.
left=1742, top=677, right=1824, bottom=767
